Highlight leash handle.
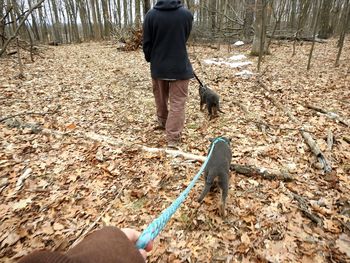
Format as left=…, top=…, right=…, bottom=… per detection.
left=136, top=138, right=227, bottom=249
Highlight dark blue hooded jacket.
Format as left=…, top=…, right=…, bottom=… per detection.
left=142, top=0, right=193, bottom=80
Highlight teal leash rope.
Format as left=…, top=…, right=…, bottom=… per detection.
left=136, top=137, right=227, bottom=249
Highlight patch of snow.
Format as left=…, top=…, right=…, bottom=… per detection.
left=235, top=70, right=254, bottom=78
left=203, top=59, right=252, bottom=68
left=328, top=112, right=339, bottom=119
left=233, top=41, right=244, bottom=46
left=229, top=54, right=247, bottom=61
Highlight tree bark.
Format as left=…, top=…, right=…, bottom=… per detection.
left=335, top=0, right=350, bottom=67
left=143, top=0, right=151, bottom=15
left=78, top=0, right=90, bottom=40
left=102, top=0, right=110, bottom=38
left=252, top=0, right=268, bottom=57
left=90, top=0, right=101, bottom=40
left=135, top=0, right=141, bottom=27
left=318, top=0, right=333, bottom=39
left=307, top=0, right=322, bottom=70
left=38, top=2, right=48, bottom=42
left=123, top=0, right=128, bottom=26
left=28, top=0, right=40, bottom=41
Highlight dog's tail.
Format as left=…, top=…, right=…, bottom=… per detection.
left=193, top=72, right=204, bottom=87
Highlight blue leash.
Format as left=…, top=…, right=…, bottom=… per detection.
left=136, top=137, right=227, bottom=249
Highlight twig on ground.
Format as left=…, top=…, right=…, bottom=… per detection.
left=327, top=129, right=334, bottom=151
left=0, top=107, right=60, bottom=123
left=289, top=191, right=323, bottom=226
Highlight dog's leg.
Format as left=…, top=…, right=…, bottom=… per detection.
left=219, top=177, right=228, bottom=218
left=198, top=182, right=211, bottom=202
left=200, top=101, right=205, bottom=111
left=208, top=104, right=213, bottom=117
left=198, top=172, right=212, bottom=202
left=213, top=106, right=218, bottom=118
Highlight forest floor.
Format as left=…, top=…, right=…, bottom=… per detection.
left=0, top=38, right=349, bottom=262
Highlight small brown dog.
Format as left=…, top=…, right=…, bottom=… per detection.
left=194, top=72, right=224, bottom=119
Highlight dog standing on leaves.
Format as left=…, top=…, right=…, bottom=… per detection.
left=198, top=137, right=232, bottom=217
left=194, top=73, right=224, bottom=119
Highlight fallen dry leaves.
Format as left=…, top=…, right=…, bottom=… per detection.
left=0, top=39, right=349, bottom=262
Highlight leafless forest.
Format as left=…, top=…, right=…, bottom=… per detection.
left=1, top=0, right=350, bottom=262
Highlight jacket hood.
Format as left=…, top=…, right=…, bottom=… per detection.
left=154, top=0, right=183, bottom=10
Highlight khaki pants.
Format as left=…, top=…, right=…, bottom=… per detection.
left=152, top=79, right=189, bottom=142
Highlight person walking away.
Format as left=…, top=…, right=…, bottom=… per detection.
left=143, top=0, right=193, bottom=149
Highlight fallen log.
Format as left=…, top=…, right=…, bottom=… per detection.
left=40, top=127, right=293, bottom=181
left=305, top=103, right=349, bottom=127
left=267, top=34, right=326, bottom=43
left=230, top=164, right=293, bottom=182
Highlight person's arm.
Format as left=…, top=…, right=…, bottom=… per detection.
left=142, top=12, right=153, bottom=62
left=19, top=227, right=152, bottom=263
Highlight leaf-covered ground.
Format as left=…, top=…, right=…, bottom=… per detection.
left=0, top=39, right=349, bottom=262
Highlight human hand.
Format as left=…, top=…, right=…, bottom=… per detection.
left=121, top=228, right=153, bottom=261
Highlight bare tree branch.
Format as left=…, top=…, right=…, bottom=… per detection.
left=0, top=0, right=46, bottom=57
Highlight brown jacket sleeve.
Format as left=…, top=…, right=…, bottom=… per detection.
left=19, top=227, right=145, bottom=263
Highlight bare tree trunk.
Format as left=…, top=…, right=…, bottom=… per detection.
left=292, top=0, right=311, bottom=56
left=318, top=0, right=333, bottom=39
left=8, top=0, right=16, bottom=36
left=335, top=0, right=350, bottom=67
left=267, top=0, right=286, bottom=50
left=243, top=0, right=255, bottom=43
left=38, top=2, right=48, bottom=42
left=129, top=0, right=133, bottom=25
left=123, top=0, right=128, bottom=26
left=251, top=0, right=268, bottom=56
left=115, top=0, right=121, bottom=27
left=96, top=1, right=104, bottom=37
left=85, top=0, right=94, bottom=39
left=0, top=1, right=7, bottom=47
left=66, top=0, right=81, bottom=43
left=60, top=5, right=69, bottom=43
left=143, top=0, right=150, bottom=15
left=290, top=0, right=297, bottom=29
left=50, top=0, right=62, bottom=43
left=257, top=0, right=267, bottom=70
left=102, top=0, right=110, bottom=38
left=209, top=0, right=215, bottom=41
left=78, top=0, right=89, bottom=40
left=28, top=0, right=40, bottom=41
left=90, top=0, right=101, bottom=40
left=135, top=0, right=141, bottom=28
left=307, top=0, right=322, bottom=70
left=0, top=0, right=46, bottom=57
